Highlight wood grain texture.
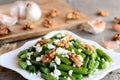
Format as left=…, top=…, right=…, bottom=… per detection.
left=0, top=0, right=90, bottom=44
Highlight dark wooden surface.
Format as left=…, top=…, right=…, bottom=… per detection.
left=0, top=0, right=120, bottom=80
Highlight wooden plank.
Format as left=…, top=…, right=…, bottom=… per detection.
left=0, top=0, right=91, bottom=44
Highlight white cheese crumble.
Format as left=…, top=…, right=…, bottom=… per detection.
left=34, top=45, right=42, bottom=52
left=69, top=42, right=73, bottom=45
left=26, top=60, right=32, bottom=66
left=27, top=52, right=33, bottom=60
left=62, top=54, right=69, bottom=58
left=47, top=44, right=56, bottom=49
left=67, top=77, right=71, bottom=80
left=37, top=71, right=41, bottom=77
left=54, top=56, right=61, bottom=65
left=51, top=68, right=61, bottom=79
left=79, top=55, right=83, bottom=62
left=54, top=39, right=60, bottom=44
left=56, top=47, right=69, bottom=54
left=68, top=70, right=73, bottom=76
left=72, top=49, right=75, bottom=53
left=78, top=49, right=82, bottom=52
left=36, top=55, right=43, bottom=61
left=73, top=64, right=76, bottom=67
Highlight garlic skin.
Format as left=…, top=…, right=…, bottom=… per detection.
left=10, top=1, right=41, bottom=23
left=80, top=18, right=106, bottom=34
left=0, top=13, right=17, bottom=26
left=10, top=1, right=26, bottom=20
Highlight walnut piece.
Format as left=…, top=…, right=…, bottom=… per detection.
left=0, top=25, right=11, bottom=36
left=41, top=49, right=56, bottom=63
left=36, top=39, right=51, bottom=45
left=80, top=43, right=95, bottom=52
left=66, top=11, right=80, bottom=20
left=65, top=32, right=73, bottom=41
left=22, top=23, right=35, bottom=30
left=97, top=10, right=109, bottom=16
left=46, top=8, right=61, bottom=18
left=68, top=52, right=82, bottom=67
left=113, top=33, right=120, bottom=41
left=56, top=40, right=69, bottom=48
left=114, top=17, right=120, bottom=24
left=42, top=19, right=57, bottom=28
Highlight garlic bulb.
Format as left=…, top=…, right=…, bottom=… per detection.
left=10, top=1, right=41, bottom=23
left=0, top=13, right=17, bottom=26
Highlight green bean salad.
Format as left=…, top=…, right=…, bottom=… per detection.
left=17, top=32, right=112, bottom=80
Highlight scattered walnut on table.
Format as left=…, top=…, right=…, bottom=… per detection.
left=42, top=19, right=57, bottom=28
left=113, top=33, right=120, bottom=41
left=114, top=17, right=120, bottom=24
left=96, top=10, right=109, bottom=16
left=0, top=25, right=11, bottom=36
left=80, top=43, right=95, bottom=52
left=46, top=8, right=61, bottom=18
left=66, top=11, right=80, bottom=20
left=35, top=39, right=51, bottom=45
left=22, top=22, right=35, bottom=30
left=41, top=49, right=56, bottom=63
left=68, top=52, right=83, bottom=67
left=56, top=40, right=69, bottom=48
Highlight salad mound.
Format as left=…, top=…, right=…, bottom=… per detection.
left=17, top=32, right=112, bottom=80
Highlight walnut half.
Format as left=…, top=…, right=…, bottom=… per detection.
left=80, top=43, right=95, bottom=52
left=0, top=25, right=11, bottom=36
left=66, top=11, right=80, bottom=20
left=113, top=33, right=120, bottom=41
left=68, top=52, right=83, bottom=67
left=41, top=49, right=56, bottom=63
left=22, top=23, right=35, bottom=30
left=46, top=8, right=61, bottom=18
left=96, top=10, right=109, bottom=16
left=42, top=19, right=57, bottom=28
left=35, top=39, right=51, bottom=45
left=56, top=40, right=69, bottom=48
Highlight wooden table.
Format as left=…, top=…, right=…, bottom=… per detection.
left=0, top=0, right=120, bottom=80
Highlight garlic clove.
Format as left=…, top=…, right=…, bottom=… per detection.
left=10, top=1, right=26, bottom=20
left=80, top=18, right=106, bottom=34
left=0, top=14, right=17, bottom=26
left=26, top=1, right=41, bottom=21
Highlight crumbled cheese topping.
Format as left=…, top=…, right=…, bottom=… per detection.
left=56, top=47, right=69, bottom=54
left=34, top=45, right=42, bottom=52
left=37, top=71, right=41, bottom=77
left=67, top=77, right=71, bottom=80
left=72, top=49, right=75, bottom=53
left=54, top=39, right=60, bottom=44
left=26, top=60, right=32, bottom=66
left=69, top=42, right=73, bottom=45
left=47, top=44, right=56, bottom=49
left=36, top=55, right=43, bottom=61
left=54, top=56, right=61, bottom=65
left=27, top=52, right=33, bottom=59
left=51, top=68, right=61, bottom=79
left=68, top=70, right=73, bottom=76
left=78, top=49, right=82, bottom=52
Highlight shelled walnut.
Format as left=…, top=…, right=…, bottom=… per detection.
left=46, top=8, right=61, bottom=18
left=113, top=33, right=120, bottom=41
left=41, top=49, right=56, bottom=63
left=35, top=39, right=51, bottom=45
left=96, top=10, right=109, bottom=16
left=114, top=17, right=120, bottom=24
left=22, top=22, right=35, bottom=30
left=42, top=19, right=57, bottom=28
left=56, top=40, right=69, bottom=48
left=0, top=25, right=11, bottom=36
left=65, top=32, right=73, bottom=41
left=68, top=52, right=83, bottom=67
left=66, top=11, right=80, bottom=20
left=80, top=43, right=95, bottom=52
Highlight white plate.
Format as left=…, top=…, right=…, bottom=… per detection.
left=0, top=30, right=120, bottom=80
